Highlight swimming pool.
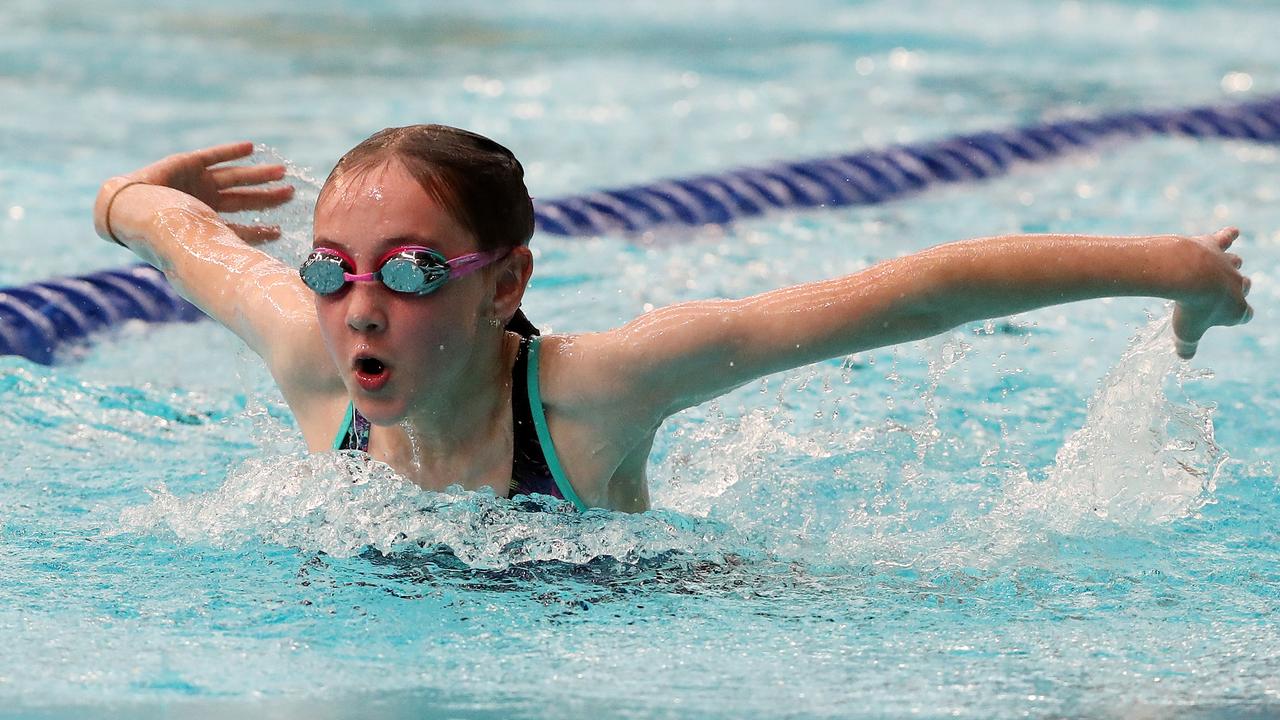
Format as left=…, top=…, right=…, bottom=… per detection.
left=2, top=0, right=1278, bottom=717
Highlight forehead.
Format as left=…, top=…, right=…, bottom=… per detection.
left=312, top=158, right=473, bottom=254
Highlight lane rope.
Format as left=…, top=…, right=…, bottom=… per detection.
left=4, top=95, right=1277, bottom=364
left=533, top=95, right=1279, bottom=235
left=0, top=265, right=202, bottom=364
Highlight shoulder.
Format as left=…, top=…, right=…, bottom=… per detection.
left=536, top=299, right=748, bottom=419
left=529, top=333, right=661, bottom=508
left=533, top=332, right=647, bottom=416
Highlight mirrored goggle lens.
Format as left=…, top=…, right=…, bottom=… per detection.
left=380, top=252, right=451, bottom=295
left=300, top=253, right=348, bottom=295
left=380, top=257, right=427, bottom=293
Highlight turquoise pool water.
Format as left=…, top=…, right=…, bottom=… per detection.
left=2, top=1, right=1278, bottom=717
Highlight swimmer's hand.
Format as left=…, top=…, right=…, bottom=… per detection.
left=101, top=141, right=295, bottom=243
left=1171, top=227, right=1253, bottom=359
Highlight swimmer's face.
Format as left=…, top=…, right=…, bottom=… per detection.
left=311, top=158, right=497, bottom=423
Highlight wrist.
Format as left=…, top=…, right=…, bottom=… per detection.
left=94, top=176, right=150, bottom=246
left=1165, top=235, right=1213, bottom=304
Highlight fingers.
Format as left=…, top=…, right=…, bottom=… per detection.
left=1173, top=336, right=1198, bottom=360
left=192, top=141, right=256, bottom=167
left=1240, top=304, right=1254, bottom=325
left=226, top=223, right=283, bottom=244
left=1171, top=305, right=1203, bottom=360
left=1214, top=226, right=1239, bottom=249
left=1243, top=276, right=1251, bottom=297
left=212, top=163, right=286, bottom=188
left=215, top=185, right=295, bottom=213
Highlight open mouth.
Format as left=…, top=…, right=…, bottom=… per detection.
left=355, top=356, right=386, bottom=376
left=352, top=355, right=391, bottom=392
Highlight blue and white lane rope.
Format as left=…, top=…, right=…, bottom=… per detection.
left=3, top=95, right=1278, bottom=364
left=532, top=95, right=1280, bottom=235
left=0, top=265, right=202, bottom=365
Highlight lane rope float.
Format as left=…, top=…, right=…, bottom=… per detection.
left=3, top=95, right=1277, bottom=364
left=0, top=265, right=202, bottom=365
left=533, top=94, right=1280, bottom=235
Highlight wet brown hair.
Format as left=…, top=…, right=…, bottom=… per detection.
left=322, top=125, right=540, bottom=336
left=322, top=124, right=535, bottom=252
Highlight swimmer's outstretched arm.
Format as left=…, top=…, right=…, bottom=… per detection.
left=92, top=144, right=340, bottom=404
left=571, top=229, right=1253, bottom=429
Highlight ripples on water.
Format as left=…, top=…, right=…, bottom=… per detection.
left=3, top=0, right=1279, bottom=715
left=2, top=304, right=1276, bottom=715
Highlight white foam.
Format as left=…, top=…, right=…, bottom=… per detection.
left=650, top=313, right=1228, bottom=570
left=115, top=452, right=733, bottom=568
left=990, top=314, right=1225, bottom=540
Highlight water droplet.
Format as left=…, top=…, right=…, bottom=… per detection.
left=1223, top=71, right=1254, bottom=92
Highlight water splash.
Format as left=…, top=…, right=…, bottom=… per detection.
left=221, top=146, right=322, bottom=267
left=651, top=313, right=1229, bottom=570
left=660, top=407, right=828, bottom=517
left=996, top=314, right=1225, bottom=533
left=115, top=453, right=734, bottom=569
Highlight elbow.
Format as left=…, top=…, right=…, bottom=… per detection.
left=878, top=280, right=967, bottom=344
left=879, top=308, right=957, bottom=345
left=897, top=279, right=956, bottom=335
left=907, top=255, right=982, bottom=333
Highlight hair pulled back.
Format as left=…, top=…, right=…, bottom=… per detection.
left=322, top=125, right=539, bottom=336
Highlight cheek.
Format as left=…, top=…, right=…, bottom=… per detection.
left=396, top=293, right=484, bottom=350
left=315, top=299, right=345, bottom=355
left=399, top=304, right=466, bottom=348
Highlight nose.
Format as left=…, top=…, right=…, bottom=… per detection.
left=344, top=282, right=387, bottom=333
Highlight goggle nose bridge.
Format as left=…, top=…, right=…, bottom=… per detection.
left=299, top=245, right=506, bottom=296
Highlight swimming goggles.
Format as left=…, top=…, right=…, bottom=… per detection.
left=299, top=245, right=508, bottom=296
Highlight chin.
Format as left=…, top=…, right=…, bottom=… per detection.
left=349, top=393, right=409, bottom=427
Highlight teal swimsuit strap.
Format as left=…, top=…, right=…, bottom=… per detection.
left=331, top=401, right=356, bottom=451
left=527, top=337, right=589, bottom=511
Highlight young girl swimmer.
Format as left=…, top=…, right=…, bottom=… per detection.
left=93, top=125, right=1254, bottom=513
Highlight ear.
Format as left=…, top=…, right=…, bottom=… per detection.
left=492, top=246, right=533, bottom=323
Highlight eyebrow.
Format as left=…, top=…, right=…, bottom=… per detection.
left=312, top=234, right=438, bottom=251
